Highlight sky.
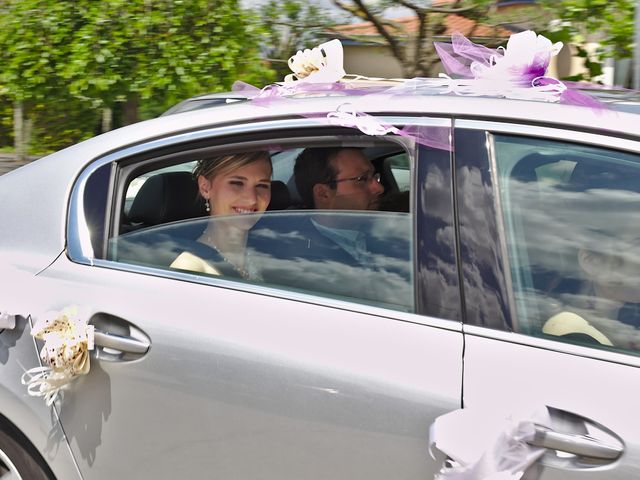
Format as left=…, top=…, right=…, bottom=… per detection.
left=241, top=0, right=413, bottom=21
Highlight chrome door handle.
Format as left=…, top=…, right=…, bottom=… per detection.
left=529, top=425, right=623, bottom=460
left=94, top=329, right=150, bottom=355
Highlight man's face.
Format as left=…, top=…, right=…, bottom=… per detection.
left=321, top=149, right=384, bottom=211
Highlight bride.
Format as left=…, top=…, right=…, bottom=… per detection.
left=170, top=151, right=272, bottom=280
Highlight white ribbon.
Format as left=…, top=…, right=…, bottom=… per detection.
left=326, top=103, right=400, bottom=136
left=22, top=306, right=94, bottom=405
left=434, top=73, right=566, bottom=103
left=429, top=407, right=550, bottom=480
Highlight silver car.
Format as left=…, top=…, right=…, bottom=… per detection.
left=0, top=83, right=639, bottom=479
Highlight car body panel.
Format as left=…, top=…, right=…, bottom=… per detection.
left=463, top=328, right=639, bottom=479
left=0, top=264, right=87, bottom=480
left=455, top=121, right=640, bottom=478
left=41, top=254, right=462, bottom=479
left=0, top=86, right=639, bottom=478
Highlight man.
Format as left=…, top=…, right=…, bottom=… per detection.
left=294, top=147, right=384, bottom=212
left=250, top=146, right=412, bottom=309
left=292, top=147, right=384, bottom=265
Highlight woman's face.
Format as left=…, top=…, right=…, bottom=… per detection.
left=199, top=158, right=272, bottom=229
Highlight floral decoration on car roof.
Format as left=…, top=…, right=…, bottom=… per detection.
left=433, top=31, right=602, bottom=107
left=22, top=306, right=94, bottom=406
left=233, top=31, right=606, bottom=151
left=285, top=39, right=346, bottom=84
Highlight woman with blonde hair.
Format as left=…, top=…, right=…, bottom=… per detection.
left=171, top=150, right=272, bottom=280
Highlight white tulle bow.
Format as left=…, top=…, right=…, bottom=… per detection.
left=473, top=30, right=563, bottom=85
left=285, top=39, right=346, bottom=84
left=438, top=30, right=566, bottom=103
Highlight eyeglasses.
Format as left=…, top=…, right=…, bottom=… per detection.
left=329, top=171, right=381, bottom=186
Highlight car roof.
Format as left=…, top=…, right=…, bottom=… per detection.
left=15, top=86, right=640, bottom=183
left=162, top=77, right=640, bottom=117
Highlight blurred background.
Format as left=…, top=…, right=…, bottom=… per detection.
left=0, top=0, right=637, bottom=171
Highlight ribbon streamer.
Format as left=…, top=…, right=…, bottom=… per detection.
left=433, top=31, right=606, bottom=109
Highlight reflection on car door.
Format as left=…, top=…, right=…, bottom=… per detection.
left=455, top=123, right=640, bottom=478
left=41, top=258, right=462, bottom=479
left=44, top=123, right=464, bottom=480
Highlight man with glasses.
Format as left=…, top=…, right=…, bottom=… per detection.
left=250, top=146, right=410, bottom=306
left=294, top=147, right=384, bottom=212
left=290, top=147, right=385, bottom=266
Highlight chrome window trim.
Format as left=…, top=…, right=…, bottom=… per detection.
left=456, top=119, right=640, bottom=154
left=69, top=116, right=451, bottom=263
left=464, top=324, right=640, bottom=368
left=87, top=257, right=462, bottom=333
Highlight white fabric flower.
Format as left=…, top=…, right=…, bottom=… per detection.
left=285, top=39, right=346, bottom=84
left=472, top=30, right=563, bottom=86
left=22, top=306, right=94, bottom=405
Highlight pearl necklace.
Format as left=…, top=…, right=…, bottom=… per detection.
left=201, top=234, right=254, bottom=281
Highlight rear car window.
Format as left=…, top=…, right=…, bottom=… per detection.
left=494, top=134, right=640, bottom=355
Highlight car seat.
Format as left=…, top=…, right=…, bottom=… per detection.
left=127, top=171, right=205, bottom=230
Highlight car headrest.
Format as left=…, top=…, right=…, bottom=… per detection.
left=510, top=153, right=554, bottom=183
left=268, top=180, right=291, bottom=211
left=569, top=161, right=640, bottom=193
left=128, top=171, right=206, bottom=226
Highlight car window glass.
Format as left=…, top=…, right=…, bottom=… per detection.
left=384, top=152, right=410, bottom=192
left=494, top=134, right=640, bottom=355
left=108, top=144, right=415, bottom=312
left=124, top=162, right=195, bottom=217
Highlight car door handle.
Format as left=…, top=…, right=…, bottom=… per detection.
left=529, top=425, right=623, bottom=460
left=94, top=329, right=150, bottom=355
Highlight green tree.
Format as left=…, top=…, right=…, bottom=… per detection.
left=330, top=0, right=503, bottom=77
left=61, top=0, right=273, bottom=125
left=539, top=0, right=636, bottom=82
left=0, top=0, right=274, bottom=157
left=0, top=0, right=77, bottom=159
left=260, top=0, right=337, bottom=79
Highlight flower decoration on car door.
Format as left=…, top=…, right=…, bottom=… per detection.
left=22, top=306, right=94, bottom=406
left=0, top=311, right=16, bottom=330
left=429, top=406, right=551, bottom=479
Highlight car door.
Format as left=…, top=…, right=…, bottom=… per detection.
left=40, top=117, right=463, bottom=479
left=455, top=120, right=640, bottom=478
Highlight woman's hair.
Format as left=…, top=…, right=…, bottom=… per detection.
left=194, top=150, right=272, bottom=181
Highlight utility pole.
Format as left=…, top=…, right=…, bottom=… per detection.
left=635, top=0, right=640, bottom=89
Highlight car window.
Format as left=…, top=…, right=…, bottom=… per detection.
left=494, top=134, right=640, bottom=355
left=107, top=143, right=415, bottom=312
left=384, top=152, right=411, bottom=192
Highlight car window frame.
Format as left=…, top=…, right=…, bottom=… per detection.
left=68, top=115, right=461, bottom=329
left=454, top=118, right=640, bottom=366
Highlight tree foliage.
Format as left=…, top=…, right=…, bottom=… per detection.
left=539, top=0, right=636, bottom=81
left=0, top=0, right=274, bottom=155
left=330, top=0, right=502, bottom=77
left=259, top=0, right=337, bottom=80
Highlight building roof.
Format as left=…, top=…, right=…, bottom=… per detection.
left=331, top=14, right=512, bottom=41
left=330, top=0, right=520, bottom=43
